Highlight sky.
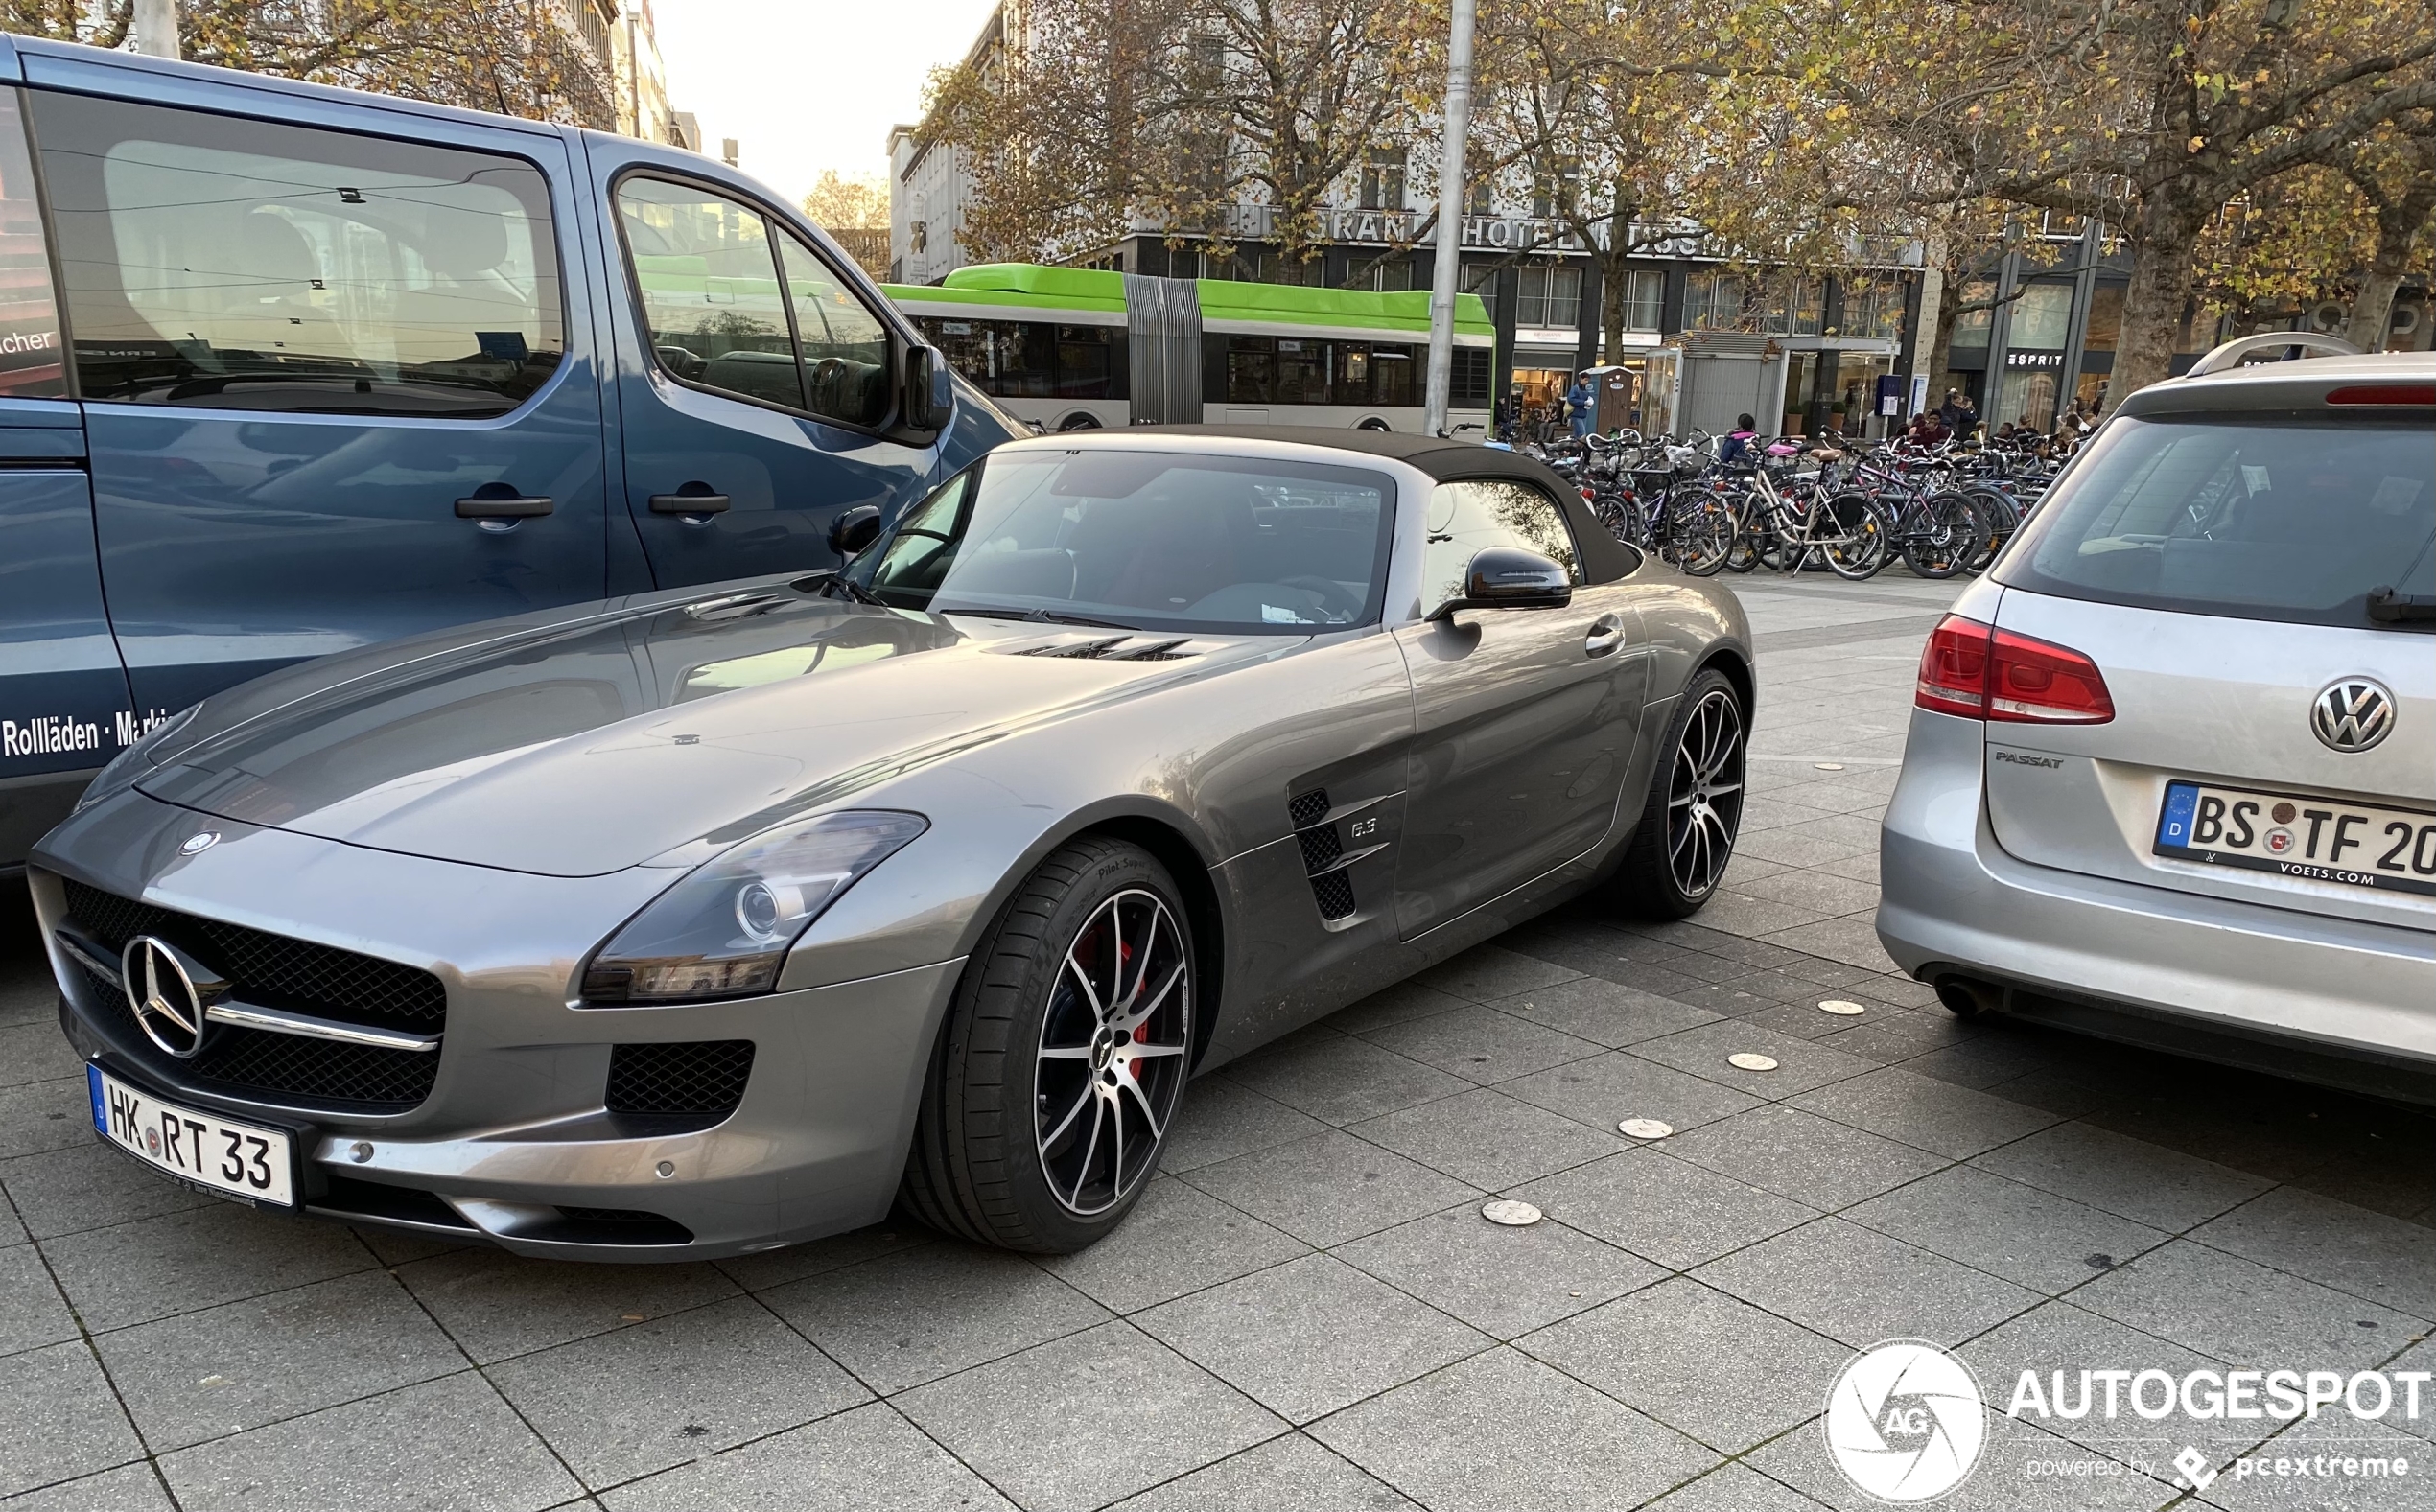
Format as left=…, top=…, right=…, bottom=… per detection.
left=651, top=0, right=1003, bottom=210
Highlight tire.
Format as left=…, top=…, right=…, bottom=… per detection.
left=899, top=838, right=1195, bottom=1253
left=1899, top=491, right=1989, bottom=580
left=1820, top=494, right=1889, bottom=581
left=1611, top=668, right=1746, bottom=919
left=1667, top=497, right=1733, bottom=576
left=1057, top=412, right=1103, bottom=432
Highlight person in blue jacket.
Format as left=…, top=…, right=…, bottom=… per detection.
left=1718, top=413, right=1759, bottom=465
left=1566, top=374, right=1595, bottom=439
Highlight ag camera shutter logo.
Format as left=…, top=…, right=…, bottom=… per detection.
left=1825, top=1339, right=1988, bottom=1501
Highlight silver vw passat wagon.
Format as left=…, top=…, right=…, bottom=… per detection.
left=1878, top=348, right=2434, bottom=1092
left=32, top=429, right=1753, bottom=1260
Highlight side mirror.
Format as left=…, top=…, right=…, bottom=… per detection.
left=828, top=504, right=882, bottom=559
left=904, top=346, right=952, bottom=431
left=1427, top=546, right=1573, bottom=621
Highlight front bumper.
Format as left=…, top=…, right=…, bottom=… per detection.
left=33, top=793, right=963, bottom=1262
left=1876, top=709, right=2436, bottom=1072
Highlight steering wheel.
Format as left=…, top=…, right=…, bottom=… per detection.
left=1277, top=575, right=1364, bottom=620
left=808, top=356, right=847, bottom=395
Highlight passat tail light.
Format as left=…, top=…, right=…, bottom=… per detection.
left=1915, top=615, right=2114, bottom=724
left=1915, top=615, right=1993, bottom=717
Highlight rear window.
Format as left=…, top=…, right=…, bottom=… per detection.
left=1999, top=415, right=2433, bottom=631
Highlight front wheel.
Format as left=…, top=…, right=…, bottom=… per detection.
left=1610, top=668, right=1746, bottom=919
left=899, top=838, right=1195, bottom=1252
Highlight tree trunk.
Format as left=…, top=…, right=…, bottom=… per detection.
left=2347, top=266, right=2404, bottom=352
left=2113, top=216, right=2204, bottom=400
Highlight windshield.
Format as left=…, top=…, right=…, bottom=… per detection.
left=847, top=450, right=1396, bottom=633
left=1997, top=416, right=2433, bottom=631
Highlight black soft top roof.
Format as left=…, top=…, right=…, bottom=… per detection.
left=1125, top=426, right=1640, bottom=584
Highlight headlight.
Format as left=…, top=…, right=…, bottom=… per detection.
left=580, top=810, right=927, bottom=1004
left=75, top=705, right=199, bottom=814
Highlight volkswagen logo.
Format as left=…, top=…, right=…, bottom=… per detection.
left=2311, top=678, right=2395, bottom=754
left=119, top=936, right=228, bottom=1059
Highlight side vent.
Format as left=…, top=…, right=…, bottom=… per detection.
left=1288, top=787, right=1364, bottom=921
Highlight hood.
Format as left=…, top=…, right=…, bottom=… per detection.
left=136, top=583, right=1274, bottom=875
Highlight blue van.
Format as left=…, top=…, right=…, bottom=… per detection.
left=0, top=35, right=1017, bottom=872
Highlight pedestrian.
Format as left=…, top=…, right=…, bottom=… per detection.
left=1718, top=412, right=1759, bottom=465
left=1566, top=373, right=1595, bottom=440
left=1946, top=390, right=1980, bottom=441
left=1906, top=410, right=1946, bottom=445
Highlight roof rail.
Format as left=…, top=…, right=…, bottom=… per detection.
left=2184, top=331, right=2361, bottom=378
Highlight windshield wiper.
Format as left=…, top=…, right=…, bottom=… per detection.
left=2366, top=585, right=2436, bottom=625
left=940, top=605, right=1137, bottom=630
left=793, top=570, right=886, bottom=606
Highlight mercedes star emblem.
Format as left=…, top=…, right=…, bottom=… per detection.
left=2311, top=677, right=2395, bottom=754
left=120, top=936, right=227, bottom=1059
left=179, top=830, right=220, bottom=855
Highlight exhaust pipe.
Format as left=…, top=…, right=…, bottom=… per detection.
left=1934, top=976, right=2003, bottom=1018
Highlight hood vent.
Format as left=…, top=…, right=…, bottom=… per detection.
left=1013, top=636, right=1197, bottom=662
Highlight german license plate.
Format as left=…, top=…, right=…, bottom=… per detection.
left=87, top=1064, right=296, bottom=1206
left=2155, top=780, right=2436, bottom=898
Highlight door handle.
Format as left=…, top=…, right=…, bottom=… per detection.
left=1584, top=614, right=1626, bottom=658
left=455, top=491, right=553, bottom=519
left=649, top=490, right=731, bottom=515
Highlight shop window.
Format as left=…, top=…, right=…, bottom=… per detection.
left=1951, top=279, right=1995, bottom=348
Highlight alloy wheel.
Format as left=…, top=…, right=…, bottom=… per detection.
left=1667, top=688, right=1745, bottom=899
left=1035, top=889, right=1191, bottom=1215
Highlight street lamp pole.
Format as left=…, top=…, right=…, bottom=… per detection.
left=1422, top=0, right=1478, bottom=438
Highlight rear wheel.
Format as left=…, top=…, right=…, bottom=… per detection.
left=1899, top=492, right=1989, bottom=579
left=1611, top=668, right=1746, bottom=919
left=899, top=839, right=1194, bottom=1252
left=1820, top=494, right=1889, bottom=581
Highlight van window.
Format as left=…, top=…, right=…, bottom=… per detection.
left=775, top=233, right=889, bottom=426
left=32, top=92, right=563, bottom=417
left=616, top=177, right=803, bottom=410
left=617, top=177, right=897, bottom=428
left=0, top=91, right=65, bottom=399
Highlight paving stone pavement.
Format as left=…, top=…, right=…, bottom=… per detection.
left=5, top=570, right=2433, bottom=1511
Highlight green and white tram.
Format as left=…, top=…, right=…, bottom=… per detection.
left=882, top=264, right=1497, bottom=435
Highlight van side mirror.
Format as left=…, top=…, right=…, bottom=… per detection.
left=829, top=504, right=882, bottom=559
left=1425, top=546, right=1573, bottom=621
left=903, top=346, right=952, bottom=431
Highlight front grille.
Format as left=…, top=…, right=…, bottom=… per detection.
left=606, top=1041, right=755, bottom=1119
left=75, top=961, right=439, bottom=1112
left=63, top=879, right=443, bottom=1033
left=62, top=879, right=447, bottom=1113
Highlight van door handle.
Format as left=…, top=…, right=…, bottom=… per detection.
left=649, top=491, right=731, bottom=515
left=1584, top=614, right=1626, bottom=658
left=455, top=491, right=553, bottom=519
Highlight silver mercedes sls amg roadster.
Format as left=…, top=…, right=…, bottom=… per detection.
left=31, top=428, right=1752, bottom=1259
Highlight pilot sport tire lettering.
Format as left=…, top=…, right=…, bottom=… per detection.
left=1613, top=667, right=1746, bottom=919
left=899, top=838, right=1194, bottom=1253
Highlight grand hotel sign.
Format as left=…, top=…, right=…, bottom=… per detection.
left=1220, top=202, right=1706, bottom=257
